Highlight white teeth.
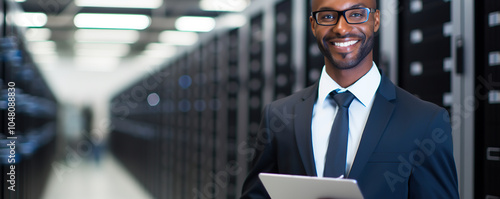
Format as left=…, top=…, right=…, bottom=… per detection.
left=334, top=40, right=358, bottom=47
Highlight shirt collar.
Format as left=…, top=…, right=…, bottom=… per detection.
left=317, top=62, right=381, bottom=107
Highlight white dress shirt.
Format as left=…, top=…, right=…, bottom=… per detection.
left=311, top=63, right=381, bottom=177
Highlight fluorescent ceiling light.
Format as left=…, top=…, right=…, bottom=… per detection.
left=75, top=0, right=162, bottom=9
left=74, top=43, right=131, bottom=57
left=175, top=16, right=215, bottom=32
left=31, top=50, right=57, bottom=55
left=74, top=13, right=151, bottom=30
left=25, top=28, right=51, bottom=41
left=75, top=29, right=140, bottom=43
left=15, top=0, right=26, bottom=2
left=142, top=43, right=177, bottom=58
left=200, top=0, right=250, bottom=12
left=75, top=56, right=120, bottom=71
left=28, top=41, right=57, bottom=54
left=145, top=43, right=177, bottom=51
left=218, top=14, right=247, bottom=28
left=159, top=31, right=198, bottom=46
left=75, top=43, right=130, bottom=50
left=15, top=12, right=47, bottom=27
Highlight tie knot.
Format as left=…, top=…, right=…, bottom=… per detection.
left=330, top=90, right=355, bottom=108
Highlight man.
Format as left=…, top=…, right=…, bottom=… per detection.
left=241, top=0, right=459, bottom=198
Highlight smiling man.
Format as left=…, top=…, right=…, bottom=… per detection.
left=240, top=0, right=459, bottom=198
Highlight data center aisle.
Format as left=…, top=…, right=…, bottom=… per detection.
left=41, top=152, right=153, bottom=199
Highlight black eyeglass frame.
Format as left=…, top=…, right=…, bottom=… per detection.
left=311, top=8, right=377, bottom=26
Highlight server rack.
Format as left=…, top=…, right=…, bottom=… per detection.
left=182, top=54, right=192, bottom=199
left=274, top=0, right=294, bottom=99
left=162, top=61, right=177, bottom=199
left=398, top=0, right=452, bottom=109
left=0, top=0, right=58, bottom=199
left=148, top=73, right=163, bottom=198
left=475, top=1, right=500, bottom=198
left=109, top=72, right=163, bottom=198
left=224, top=28, right=240, bottom=199
left=305, top=1, right=324, bottom=86
left=176, top=57, right=187, bottom=199
left=247, top=13, right=265, bottom=172
left=157, top=65, right=171, bottom=199
left=187, top=50, right=201, bottom=199
left=170, top=59, right=180, bottom=199
left=214, top=33, right=229, bottom=199
left=200, top=41, right=214, bottom=198
left=396, top=0, right=478, bottom=197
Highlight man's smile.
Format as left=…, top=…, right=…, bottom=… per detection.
left=332, top=40, right=359, bottom=47
left=326, top=38, right=362, bottom=54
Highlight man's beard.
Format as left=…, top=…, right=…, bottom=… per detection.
left=316, top=32, right=374, bottom=70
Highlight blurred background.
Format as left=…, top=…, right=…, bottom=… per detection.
left=0, top=0, right=499, bottom=198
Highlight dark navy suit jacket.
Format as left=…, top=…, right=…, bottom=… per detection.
left=241, top=73, right=459, bottom=199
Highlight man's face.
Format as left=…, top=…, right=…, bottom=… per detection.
left=310, top=0, right=380, bottom=70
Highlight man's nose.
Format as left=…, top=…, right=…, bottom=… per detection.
left=332, top=15, right=352, bottom=36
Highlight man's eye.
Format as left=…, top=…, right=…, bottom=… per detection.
left=321, top=14, right=336, bottom=20
left=350, top=12, right=364, bottom=18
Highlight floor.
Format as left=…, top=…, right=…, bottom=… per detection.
left=41, top=152, right=153, bottom=199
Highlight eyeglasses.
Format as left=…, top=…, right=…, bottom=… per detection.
left=312, top=8, right=377, bottom=26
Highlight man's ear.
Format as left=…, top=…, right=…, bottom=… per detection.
left=309, top=16, right=317, bottom=37
left=374, top=10, right=380, bottom=33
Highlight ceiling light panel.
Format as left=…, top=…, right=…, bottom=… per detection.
left=199, top=0, right=250, bottom=12
left=141, top=43, right=177, bottom=58
left=14, top=12, right=47, bottom=27
left=74, top=13, right=151, bottom=30
left=74, top=43, right=131, bottom=57
left=28, top=41, right=57, bottom=54
left=75, top=29, right=140, bottom=43
left=175, top=16, right=215, bottom=32
left=159, top=31, right=199, bottom=46
left=218, top=14, right=247, bottom=28
left=25, top=28, right=52, bottom=41
left=145, top=43, right=176, bottom=51
left=75, top=56, right=120, bottom=71
left=75, top=0, right=163, bottom=9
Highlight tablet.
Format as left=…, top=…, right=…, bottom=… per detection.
left=259, top=173, right=364, bottom=199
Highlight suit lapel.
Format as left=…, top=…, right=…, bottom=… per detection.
left=294, top=82, right=318, bottom=176
left=348, top=75, right=397, bottom=179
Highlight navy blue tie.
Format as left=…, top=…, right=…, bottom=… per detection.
left=323, top=90, right=355, bottom=178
